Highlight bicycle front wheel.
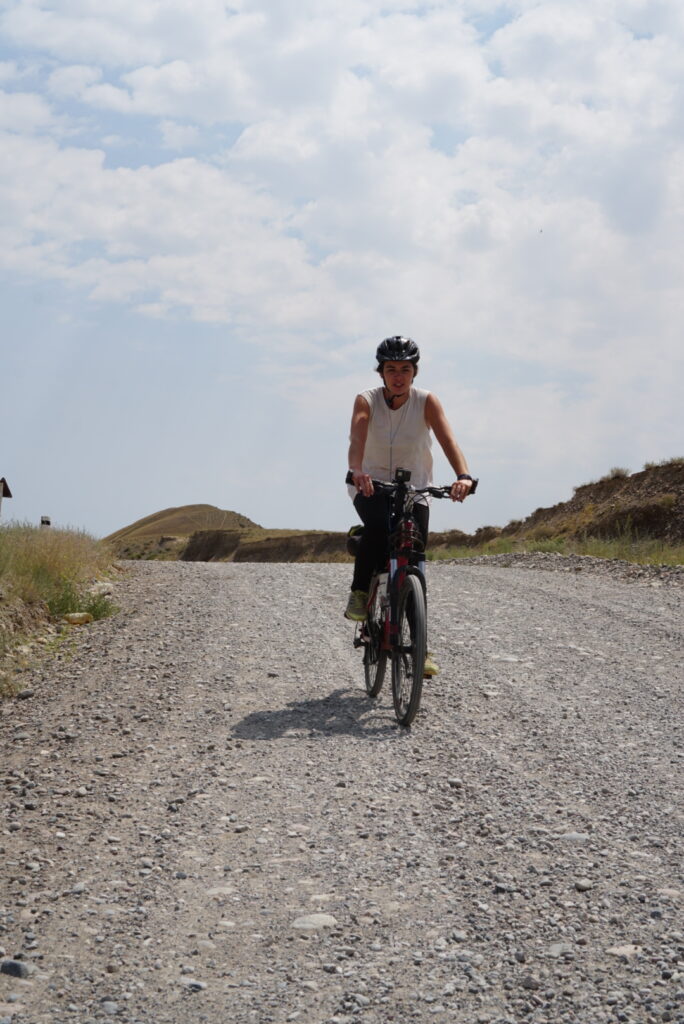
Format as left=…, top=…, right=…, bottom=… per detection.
left=364, top=587, right=387, bottom=698
left=392, top=574, right=427, bottom=726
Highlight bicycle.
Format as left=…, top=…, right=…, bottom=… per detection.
left=345, top=468, right=478, bottom=727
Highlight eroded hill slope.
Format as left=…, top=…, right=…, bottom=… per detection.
left=105, top=460, right=683, bottom=562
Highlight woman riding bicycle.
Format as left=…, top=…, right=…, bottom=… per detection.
left=345, top=337, right=474, bottom=674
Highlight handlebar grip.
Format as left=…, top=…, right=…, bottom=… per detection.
left=346, top=472, right=392, bottom=493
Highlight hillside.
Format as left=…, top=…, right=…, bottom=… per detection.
left=504, top=458, right=683, bottom=542
left=105, top=460, right=684, bottom=563
left=430, top=458, right=684, bottom=553
left=104, top=503, right=261, bottom=559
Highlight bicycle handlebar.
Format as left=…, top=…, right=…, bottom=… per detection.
left=345, top=471, right=478, bottom=497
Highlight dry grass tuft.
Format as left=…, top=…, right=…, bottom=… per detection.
left=0, top=524, right=115, bottom=617
left=643, top=456, right=684, bottom=470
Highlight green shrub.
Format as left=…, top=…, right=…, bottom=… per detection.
left=44, top=579, right=115, bottom=620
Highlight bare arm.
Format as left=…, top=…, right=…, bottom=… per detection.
left=348, top=394, right=374, bottom=497
left=425, top=392, right=473, bottom=502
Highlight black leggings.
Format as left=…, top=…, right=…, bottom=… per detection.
left=351, top=493, right=429, bottom=593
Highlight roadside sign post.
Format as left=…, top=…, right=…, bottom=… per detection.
left=0, top=478, right=12, bottom=522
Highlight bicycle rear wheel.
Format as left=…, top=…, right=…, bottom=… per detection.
left=392, top=574, right=427, bottom=726
left=364, top=583, right=387, bottom=698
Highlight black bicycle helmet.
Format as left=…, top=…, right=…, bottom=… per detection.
left=375, top=336, right=420, bottom=365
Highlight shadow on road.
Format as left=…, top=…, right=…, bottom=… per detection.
left=231, top=688, right=398, bottom=740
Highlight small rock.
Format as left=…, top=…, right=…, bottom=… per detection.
left=606, top=944, right=642, bottom=959
left=292, top=913, right=338, bottom=932
left=101, top=1001, right=119, bottom=1015
left=1, top=960, right=30, bottom=979
left=64, top=612, right=94, bottom=625
left=548, top=943, right=573, bottom=958
left=182, top=979, right=206, bottom=992
left=521, top=974, right=541, bottom=990
left=575, top=878, right=594, bottom=892
left=16, top=690, right=34, bottom=700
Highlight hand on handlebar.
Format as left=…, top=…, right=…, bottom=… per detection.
left=349, top=469, right=374, bottom=498
left=449, top=478, right=473, bottom=503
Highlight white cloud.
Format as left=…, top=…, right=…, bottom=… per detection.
left=0, top=89, right=54, bottom=131
left=47, top=64, right=102, bottom=98
left=159, top=119, right=199, bottom=149
left=0, top=61, right=20, bottom=83
left=1, top=1, right=174, bottom=66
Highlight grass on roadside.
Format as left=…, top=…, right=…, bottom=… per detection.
left=429, top=532, right=684, bottom=566
left=0, top=523, right=116, bottom=619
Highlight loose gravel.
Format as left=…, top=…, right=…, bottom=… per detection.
left=0, top=558, right=682, bottom=1024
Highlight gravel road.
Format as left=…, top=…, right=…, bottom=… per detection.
left=1, top=559, right=682, bottom=1024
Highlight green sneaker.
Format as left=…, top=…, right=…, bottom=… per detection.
left=344, top=590, right=368, bottom=621
left=424, top=653, right=440, bottom=677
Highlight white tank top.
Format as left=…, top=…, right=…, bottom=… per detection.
left=348, top=386, right=433, bottom=500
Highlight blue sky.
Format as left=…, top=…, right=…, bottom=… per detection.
left=1, top=0, right=683, bottom=539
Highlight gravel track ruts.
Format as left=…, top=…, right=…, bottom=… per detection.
left=1, top=560, right=682, bottom=1024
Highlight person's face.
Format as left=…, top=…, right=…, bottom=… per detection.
left=382, top=360, right=415, bottom=395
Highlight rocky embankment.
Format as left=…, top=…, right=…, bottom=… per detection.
left=1, top=558, right=682, bottom=1024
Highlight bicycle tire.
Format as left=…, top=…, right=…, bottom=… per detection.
left=391, top=574, right=427, bottom=726
left=363, top=581, right=387, bottom=698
